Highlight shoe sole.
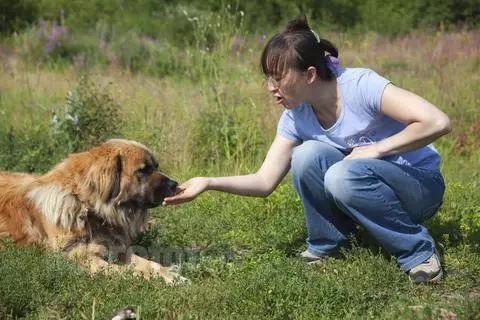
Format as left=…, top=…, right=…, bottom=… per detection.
left=429, top=268, right=443, bottom=283
left=410, top=267, right=443, bottom=284
left=307, top=259, right=325, bottom=265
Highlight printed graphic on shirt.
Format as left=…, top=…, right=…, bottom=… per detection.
left=344, top=128, right=378, bottom=147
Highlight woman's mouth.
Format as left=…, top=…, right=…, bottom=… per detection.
left=274, top=95, right=284, bottom=104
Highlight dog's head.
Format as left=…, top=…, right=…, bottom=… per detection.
left=30, top=139, right=176, bottom=234
left=80, top=139, right=177, bottom=209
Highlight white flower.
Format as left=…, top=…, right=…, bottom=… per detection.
left=65, top=113, right=79, bottom=126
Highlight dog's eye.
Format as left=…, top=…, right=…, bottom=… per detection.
left=137, top=165, right=154, bottom=176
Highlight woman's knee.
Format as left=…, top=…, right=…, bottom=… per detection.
left=324, top=160, right=372, bottom=202
left=291, top=141, right=342, bottom=179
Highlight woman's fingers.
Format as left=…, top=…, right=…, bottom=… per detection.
left=171, top=186, right=187, bottom=197
left=162, top=178, right=208, bottom=206
left=163, top=189, right=195, bottom=205
left=163, top=197, right=187, bottom=206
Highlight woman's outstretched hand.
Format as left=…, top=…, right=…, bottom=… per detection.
left=162, top=177, right=210, bottom=206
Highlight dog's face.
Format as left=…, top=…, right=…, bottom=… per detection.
left=119, top=145, right=178, bottom=208
left=84, top=139, right=177, bottom=209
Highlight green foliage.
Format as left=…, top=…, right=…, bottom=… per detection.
left=3, top=0, right=480, bottom=42
left=108, top=31, right=184, bottom=77
left=0, top=125, right=60, bottom=173
left=355, top=0, right=416, bottom=35
left=52, top=76, right=123, bottom=152
left=7, top=0, right=478, bottom=76
left=442, top=182, right=480, bottom=241
left=0, top=0, right=38, bottom=34
left=191, top=98, right=267, bottom=170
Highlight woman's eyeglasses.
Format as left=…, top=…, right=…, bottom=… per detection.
left=266, top=76, right=282, bottom=89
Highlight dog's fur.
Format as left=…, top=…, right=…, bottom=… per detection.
left=0, top=139, right=185, bottom=284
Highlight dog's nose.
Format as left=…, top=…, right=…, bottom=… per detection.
left=166, top=179, right=178, bottom=191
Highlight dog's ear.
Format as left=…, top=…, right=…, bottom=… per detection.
left=86, top=153, right=123, bottom=203
left=107, top=154, right=122, bottom=202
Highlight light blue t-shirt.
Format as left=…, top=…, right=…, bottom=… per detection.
left=277, top=67, right=441, bottom=171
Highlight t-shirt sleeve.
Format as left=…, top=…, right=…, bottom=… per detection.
left=358, top=69, right=391, bottom=114
left=277, top=110, right=301, bottom=142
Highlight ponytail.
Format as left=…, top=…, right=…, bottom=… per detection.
left=261, top=15, right=339, bottom=81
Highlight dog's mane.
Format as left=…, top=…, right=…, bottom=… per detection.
left=27, top=183, right=148, bottom=240
left=27, top=184, right=82, bottom=230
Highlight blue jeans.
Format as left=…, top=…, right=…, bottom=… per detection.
left=291, top=141, right=445, bottom=271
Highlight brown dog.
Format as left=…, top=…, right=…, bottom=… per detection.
left=0, top=139, right=186, bottom=284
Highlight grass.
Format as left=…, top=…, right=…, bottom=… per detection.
left=0, top=18, right=479, bottom=319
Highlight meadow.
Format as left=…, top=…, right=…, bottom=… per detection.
left=0, top=7, right=480, bottom=319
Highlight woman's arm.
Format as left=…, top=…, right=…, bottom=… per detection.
left=345, top=84, right=451, bottom=160
left=163, top=135, right=299, bottom=205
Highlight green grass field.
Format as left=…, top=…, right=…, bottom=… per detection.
left=0, top=15, right=479, bottom=319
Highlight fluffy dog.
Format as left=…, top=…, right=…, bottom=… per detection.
left=0, top=139, right=185, bottom=284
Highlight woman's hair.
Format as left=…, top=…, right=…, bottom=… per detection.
left=261, top=15, right=338, bottom=81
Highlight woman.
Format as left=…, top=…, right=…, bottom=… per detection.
left=163, top=16, right=451, bottom=283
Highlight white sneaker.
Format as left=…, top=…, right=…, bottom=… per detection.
left=300, top=250, right=340, bottom=265
left=408, top=250, right=443, bottom=283
left=300, top=250, right=323, bottom=263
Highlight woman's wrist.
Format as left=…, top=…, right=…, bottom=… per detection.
left=204, top=177, right=214, bottom=191
left=375, top=142, right=391, bottom=158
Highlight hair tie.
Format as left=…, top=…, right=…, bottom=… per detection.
left=310, top=29, right=340, bottom=73
left=310, top=29, right=320, bottom=43
left=325, top=55, right=340, bottom=72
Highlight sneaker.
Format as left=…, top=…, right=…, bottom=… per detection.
left=300, top=250, right=339, bottom=265
left=408, top=250, right=443, bottom=283
left=300, top=250, right=323, bottom=262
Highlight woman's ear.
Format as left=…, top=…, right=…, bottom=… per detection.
left=306, top=66, right=318, bottom=84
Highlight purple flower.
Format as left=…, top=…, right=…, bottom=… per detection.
left=258, top=35, right=266, bottom=46
left=44, top=22, right=67, bottom=55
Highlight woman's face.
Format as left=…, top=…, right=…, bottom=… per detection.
left=267, top=69, right=308, bottom=109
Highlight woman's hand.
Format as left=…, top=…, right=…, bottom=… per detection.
left=162, top=177, right=210, bottom=206
left=344, top=144, right=383, bottom=160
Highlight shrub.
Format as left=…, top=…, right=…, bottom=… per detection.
left=52, top=76, right=124, bottom=152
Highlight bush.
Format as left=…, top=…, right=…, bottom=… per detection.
left=52, top=76, right=124, bottom=152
